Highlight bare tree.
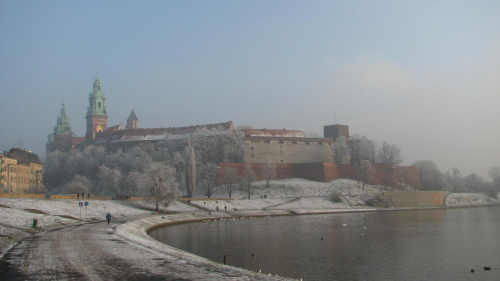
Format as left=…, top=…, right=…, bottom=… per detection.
left=261, top=161, right=277, bottom=188
left=464, top=173, right=481, bottom=193
left=450, top=167, right=463, bottom=192
left=196, top=163, right=219, bottom=198
left=220, top=166, right=238, bottom=198
left=396, top=166, right=416, bottom=190
left=185, top=140, right=196, bottom=198
left=334, top=136, right=350, bottom=165
left=350, top=135, right=376, bottom=164
left=354, top=160, right=372, bottom=189
left=376, top=141, right=403, bottom=166
left=242, top=165, right=257, bottom=199
left=140, top=162, right=180, bottom=211
left=413, top=160, right=444, bottom=190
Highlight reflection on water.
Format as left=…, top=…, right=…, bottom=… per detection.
left=149, top=207, right=500, bottom=281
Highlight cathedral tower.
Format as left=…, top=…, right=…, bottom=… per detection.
left=47, top=99, right=74, bottom=153
left=85, top=74, right=108, bottom=145
left=126, top=109, right=139, bottom=130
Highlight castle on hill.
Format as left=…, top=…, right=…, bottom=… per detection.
left=46, top=75, right=418, bottom=187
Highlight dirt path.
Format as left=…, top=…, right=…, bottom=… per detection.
left=0, top=216, right=287, bottom=281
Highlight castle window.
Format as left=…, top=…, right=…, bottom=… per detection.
left=292, top=141, right=297, bottom=144
left=265, top=140, right=270, bottom=144
left=305, top=141, right=310, bottom=145
left=98, top=102, right=102, bottom=109
left=279, top=140, right=283, bottom=144
left=251, top=153, right=254, bottom=157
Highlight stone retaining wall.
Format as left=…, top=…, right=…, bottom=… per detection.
left=384, top=191, right=451, bottom=207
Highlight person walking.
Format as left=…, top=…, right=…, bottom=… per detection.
left=106, top=212, right=111, bottom=224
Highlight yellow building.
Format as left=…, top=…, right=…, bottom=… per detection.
left=0, top=148, right=43, bottom=193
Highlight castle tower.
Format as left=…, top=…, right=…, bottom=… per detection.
left=126, top=109, right=139, bottom=130
left=47, top=99, right=74, bottom=152
left=85, top=74, right=108, bottom=145
left=323, top=124, right=349, bottom=140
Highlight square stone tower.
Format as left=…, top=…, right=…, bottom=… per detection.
left=323, top=124, right=349, bottom=140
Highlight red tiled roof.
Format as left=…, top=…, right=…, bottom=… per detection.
left=93, top=121, right=234, bottom=145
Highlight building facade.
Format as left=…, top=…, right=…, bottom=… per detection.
left=242, top=129, right=335, bottom=164
left=0, top=149, right=43, bottom=193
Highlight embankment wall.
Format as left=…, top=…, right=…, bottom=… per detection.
left=384, top=191, right=451, bottom=207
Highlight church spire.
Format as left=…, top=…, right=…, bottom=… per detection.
left=126, top=109, right=139, bottom=130
left=55, top=99, right=72, bottom=134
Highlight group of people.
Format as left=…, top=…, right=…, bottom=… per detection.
left=76, top=193, right=90, bottom=199
left=117, top=195, right=131, bottom=200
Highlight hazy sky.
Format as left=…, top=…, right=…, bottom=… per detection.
left=1, top=1, right=499, bottom=178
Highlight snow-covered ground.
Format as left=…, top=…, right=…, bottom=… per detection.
left=1, top=178, right=499, bottom=259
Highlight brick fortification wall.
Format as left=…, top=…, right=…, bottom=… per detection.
left=370, top=163, right=396, bottom=186
left=292, top=162, right=338, bottom=182
left=219, top=162, right=419, bottom=187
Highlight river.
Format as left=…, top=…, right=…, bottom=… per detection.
left=149, top=207, right=500, bottom=281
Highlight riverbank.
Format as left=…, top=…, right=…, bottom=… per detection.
left=1, top=178, right=499, bottom=279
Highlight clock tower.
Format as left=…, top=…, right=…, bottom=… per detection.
left=85, top=74, right=108, bottom=145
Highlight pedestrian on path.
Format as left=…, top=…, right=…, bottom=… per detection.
left=106, top=212, right=111, bottom=224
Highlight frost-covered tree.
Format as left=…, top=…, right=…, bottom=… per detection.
left=185, top=141, right=196, bottom=198
left=334, top=136, right=350, bottom=165
left=355, top=160, right=373, bottom=189
left=349, top=135, right=376, bottom=164
left=223, top=131, right=245, bottom=163
left=376, top=141, right=403, bottom=166
left=261, top=161, right=277, bottom=188
left=121, top=171, right=142, bottom=196
left=196, top=163, right=219, bottom=198
left=98, top=165, right=123, bottom=196
left=413, top=160, right=444, bottom=190
left=61, top=175, right=92, bottom=194
left=464, top=173, right=481, bottom=193
left=242, top=165, right=257, bottom=199
left=192, top=128, right=220, bottom=164
left=444, top=167, right=463, bottom=192
left=139, top=162, right=180, bottom=211
left=81, top=145, right=106, bottom=178
left=220, top=166, right=238, bottom=198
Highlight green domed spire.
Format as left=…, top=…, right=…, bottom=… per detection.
left=54, top=99, right=72, bottom=134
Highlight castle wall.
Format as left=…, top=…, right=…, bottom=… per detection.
left=370, top=163, right=397, bottom=187
left=243, top=137, right=334, bottom=164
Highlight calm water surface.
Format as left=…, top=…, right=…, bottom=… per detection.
left=149, top=207, right=500, bottom=281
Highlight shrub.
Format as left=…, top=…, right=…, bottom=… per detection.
left=330, top=191, right=343, bottom=203
left=364, top=195, right=394, bottom=208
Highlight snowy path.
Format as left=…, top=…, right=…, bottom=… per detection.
left=0, top=215, right=289, bottom=281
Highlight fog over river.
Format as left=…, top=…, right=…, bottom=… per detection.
left=150, top=207, right=500, bottom=281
